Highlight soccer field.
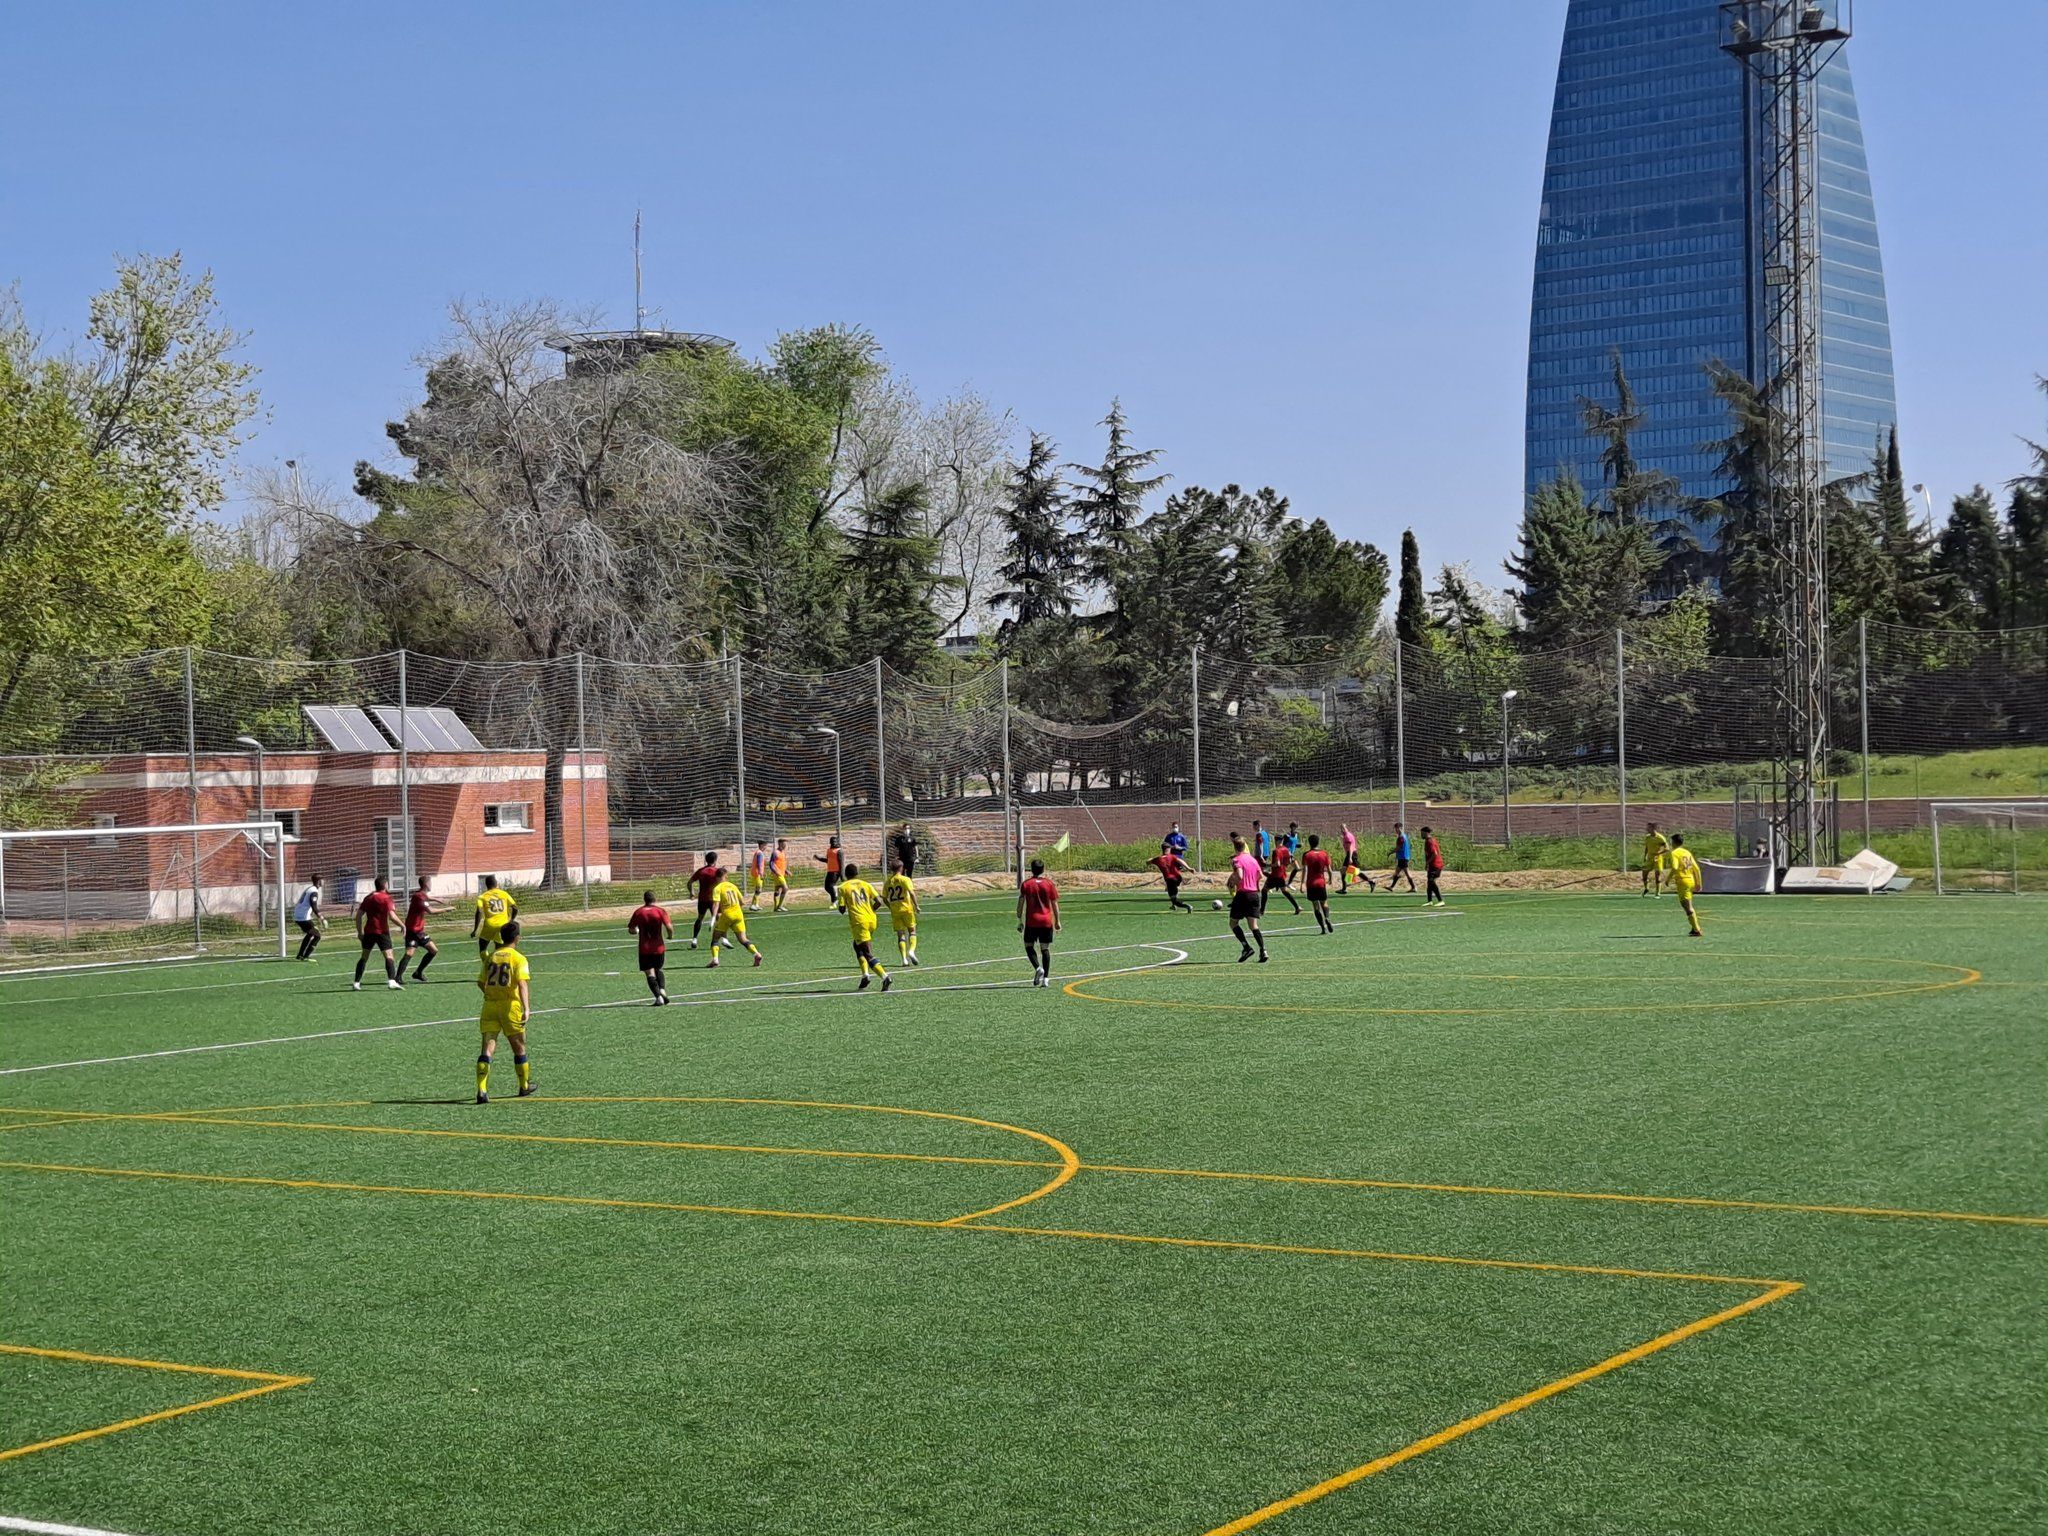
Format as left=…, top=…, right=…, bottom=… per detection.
left=0, top=888, right=2041, bottom=1535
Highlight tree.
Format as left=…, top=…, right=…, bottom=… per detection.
left=845, top=482, right=951, bottom=675
left=1697, top=361, right=1781, bottom=656
left=1395, top=529, right=1428, bottom=648
left=1068, top=399, right=1166, bottom=594
left=993, top=432, right=1080, bottom=636
left=1505, top=469, right=1598, bottom=647
left=1576, top=351, right=1675, bottom=602
left=0, top=344, right=210, bottom=728
left=1273, top=517, right=1389, bottom=659
left=1864, top=426, right=1944, bottom=625
left=2005, top=379, right=2048, bottom=628
left=1935, top=487, right=2011, bottom=629
left=298, top=299, right=737, bottom=881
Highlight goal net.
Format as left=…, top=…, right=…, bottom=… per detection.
left=1929, top=802, right=2048, bottom=895
left=0, top=821, right=290, bottom=972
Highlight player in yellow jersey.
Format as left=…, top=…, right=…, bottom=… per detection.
left=474, top=920, right=535, bottom=1103
left=1640, top=822, right=1670, bottom=897
left=835, top=862, right=891, bottom=991
left=471, top=875, right=518, bottom=954
left=1668, top=835, right=1704, bottom=938
left=706, top=875, right=764, bottom=969
left=883, top=859, right=920, bottom=966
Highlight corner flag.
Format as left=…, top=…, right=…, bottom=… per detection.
left=1052, top=832, right=1070, bottom=854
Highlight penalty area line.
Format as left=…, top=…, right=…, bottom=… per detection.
left=0, top=1518, right=154, bottom=1536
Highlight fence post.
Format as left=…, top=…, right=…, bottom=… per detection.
left=1190, top=646, right=1203, bottom=874
left=1000, top=659, right=1014, bottom=875
left=184, top=645, right=202, bottom=947
left=396, top=649, right=412, bottom=892
left=1393, top=639, right=1406, bottom=834
left=1859, top=616, right=1871, bottom=849
left=1616, top=630, right=1628, bottom=874
left=875, top=656, right=888, bottom=870
left=733, top=655, right=747, bottom=856
left=576, top=652, right=590, bottom=910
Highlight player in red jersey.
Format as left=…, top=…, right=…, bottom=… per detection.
left=1301, top=834, right=1335, bottom=934
left=352, top=875, right=403, bottom=992
left=1149, top=846, right=1193, bottom=911
left=626, top=889, right=674, bottom=1005
left=398, top=876, right=440, bottom=982
left=1016, top=859, right=1061, bottom=988
left=688, top=853, right=722, bottom=950
left=1260, top=838, right=1302, bottom=916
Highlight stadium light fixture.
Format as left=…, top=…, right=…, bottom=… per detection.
left=815, top=726, right=843, bottom=847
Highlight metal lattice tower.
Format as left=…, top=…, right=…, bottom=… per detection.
left=1723, top=0, right=1850, bottom=866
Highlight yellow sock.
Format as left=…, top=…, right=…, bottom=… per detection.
left=476, top=1056, right=490, bottom=1096
left=515, top=1054, right=531, bottom=1091
left=898, top=935, right=908, bottom=960
left=859, top=954, right=871, bottom=976
left=874, top=961, right=888, bottom=979
left=907, top=939, right=917, bottom=960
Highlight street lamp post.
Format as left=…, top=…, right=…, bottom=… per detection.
left=816, top=727, right=843, bottom=850
left=236, top=735, right=266, bottom=923
left=1499, top=691, right=1519, bottom=850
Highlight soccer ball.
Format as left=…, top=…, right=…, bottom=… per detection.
left=1211, top=898, right=1225, bottom=910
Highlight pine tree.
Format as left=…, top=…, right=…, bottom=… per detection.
left=1068, top=399, right=1166, bottom=593
left=1580, top=350, right=1686, bottom=593
left=1505, top=469, right=1598, bottom=647
left=992, top=432, right=1079, bottom=633
left=845, top=482, right=950, bottom=674
left=1697, top=361, right=1782, bottom=656
left=1869, top=426, right=1943, bottom=624
left=2005, top=380, right=2048, bottom=627
left=1934, top=487, right=2010, bottom=630
left=1395, top=529, right=1428, bottom=648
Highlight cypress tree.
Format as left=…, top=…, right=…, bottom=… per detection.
left=1395, top=529, right=1428, bottom=648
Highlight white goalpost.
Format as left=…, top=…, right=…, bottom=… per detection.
left=0, top=820, right=290, bottom=972
left=1929, top=801, right=2048, bottom=895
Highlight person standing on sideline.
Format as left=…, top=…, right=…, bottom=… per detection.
left=352, top=875, right=403, bottom=991
left=1422, top=827, right=1446, bottom=906
left=1641, top=822, right=1670, bottom=897
left=747, top=839, right=770, bottom=910
left=474, top=920, right=534, bottom=1104
left=293, top=875, right=325, bottom=961
left=1252, top=819, right=1272, bottom=864
left=627, top=890, right=673, bottom=1004
left=1017, top=859, right=1061, bottom=987
left=1302, top=834, right=1335, bottom=934
left=1669, top=835, right=1705, bottom=938
left=399, top=877, right=439, bottom=982
left=1386, top=824, right=1418, bottom=893
left=891, top=822, right=920, bottom=879
left=770, top=838, right=791, bottom=912
left=816, top=836, right=843, bottom=903
left=1163, top=822, right=1188, bottom=860
left=1339, top=823, right=1374, bottom=894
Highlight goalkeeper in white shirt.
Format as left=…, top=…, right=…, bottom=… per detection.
left=293, top=875, right=326, bottom=961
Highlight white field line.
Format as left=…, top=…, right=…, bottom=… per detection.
left=0, top=910, right=1452, bottom=1080
left=0, top=1517, right=151, bottom=1536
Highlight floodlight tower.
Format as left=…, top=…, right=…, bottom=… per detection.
left=1722, top=0, right=1850, bottom=867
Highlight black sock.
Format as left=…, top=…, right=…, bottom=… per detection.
left=415, top=949, right=434, bottom=978
left=354, top=954, right=368, bottom=982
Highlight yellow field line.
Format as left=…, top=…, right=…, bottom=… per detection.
left=0, top=1343, right=310, bottom=1464
left=0, top=1158, right=1795, bottom=1289
left=1200, top=1279, right=1803, bottom=1534
left=10, top=1099, right=2043, bottom=1228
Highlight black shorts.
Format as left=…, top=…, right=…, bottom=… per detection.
left=1163, top=876, right=1182, bottom=895
left=639, top=949, right=666, bottom=970
left=1394, top=857, right=1411, bottom=872
left=1024, top=923, right=1055, bottom=946
left=403, top=927, right=428, bottom=947
left=297, top=919, right=319, bottom=936
left=1229, top=892, right=1260, bottom=921
left=360, top=932, right=393, bottom=953
left=696, top=896, right=714, bottom=916
left=1305, top=883, right=1329, bottom=902
left=1262, top=872, right=1290, bottom=892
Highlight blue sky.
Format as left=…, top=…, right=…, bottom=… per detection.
left=4, top=1, right=2043, bottom=580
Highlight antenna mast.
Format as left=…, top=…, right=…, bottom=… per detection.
left=1721, top=0, right=1851, bottom=868
left=633, top=208, right=646, bottom=332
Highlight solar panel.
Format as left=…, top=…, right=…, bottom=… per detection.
left=371, top=705, right=487, bottom=753
left=303, top=705, right=389, bottom=753
left=427, top=707, right=486, bottom=751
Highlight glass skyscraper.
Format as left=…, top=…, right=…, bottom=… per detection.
left=1525, top=0, right=1896, bottom=545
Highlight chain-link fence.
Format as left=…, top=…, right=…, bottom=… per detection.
left=2, top=622, right=2042, bottom=961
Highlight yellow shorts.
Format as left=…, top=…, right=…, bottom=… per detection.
left=479, top=1007, right=526, bottom=1040
left=847, top=920, right=877, bottom=947
left=889, top=905, right=915, bottom=932
left=713, top=912, right=748, bottom=943
left=479, top=924, right=510, bottom=949
left=1673, top=878, right=1697, bottom=898
left=773, top=875, right=788, bottom=891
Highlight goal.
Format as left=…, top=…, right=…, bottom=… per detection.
left=1929, top=801, right=2048, bottom=895
left=0, top=820, right=290, bottom=972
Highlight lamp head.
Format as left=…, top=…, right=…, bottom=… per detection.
left=1501, top=689, right=1519, bottom=702
left=235, top=735, right=263, bottom=750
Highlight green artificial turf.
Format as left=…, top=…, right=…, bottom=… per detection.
left=0, top=887, right=2042, bottom=1534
